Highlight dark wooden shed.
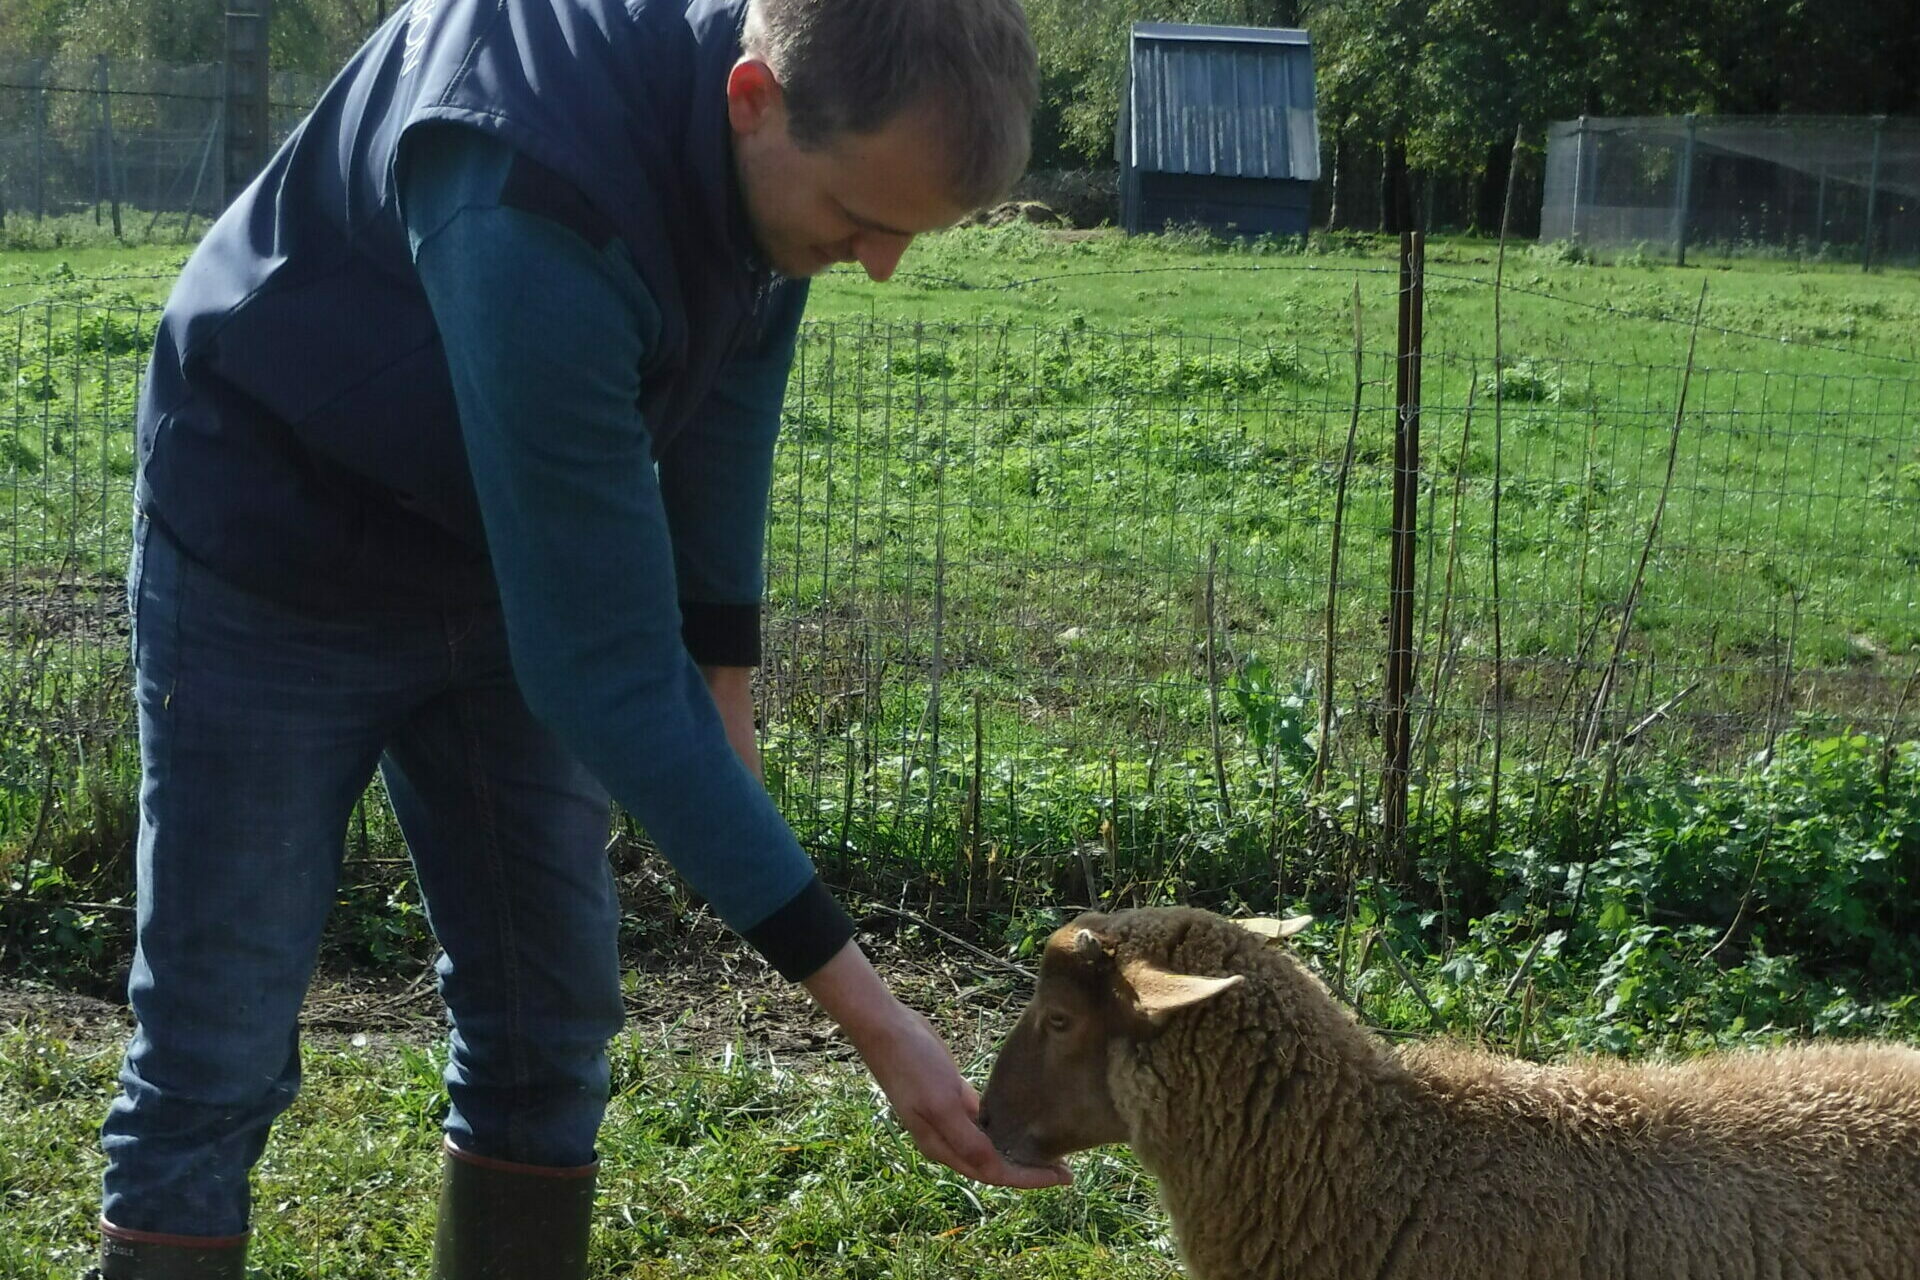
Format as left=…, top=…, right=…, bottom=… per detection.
left=1117, top=22, right=1320, bottom=238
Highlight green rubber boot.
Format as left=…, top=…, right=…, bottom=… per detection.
left=94, top=1223, right=248, bottom=1279
left=431, top=1139, right=596, bottom=1280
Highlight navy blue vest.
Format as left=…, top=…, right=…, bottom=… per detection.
left=138, top=0, right=773, bottom=608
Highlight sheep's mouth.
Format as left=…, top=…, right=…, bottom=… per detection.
left=991, top=1129, right=1080, bottom=1170
left=988, top=1131, right=1054, bottom=1169
left=1005, top=1151, right=1076, bottom=1182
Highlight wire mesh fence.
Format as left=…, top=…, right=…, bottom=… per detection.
left=0, top=57, right=322, bottom=235
left=759, top=305, right=1920, bottom=899
left=3, top=268, right=1918, bottom=909
left=1541, top=115, right=1920, bottom=267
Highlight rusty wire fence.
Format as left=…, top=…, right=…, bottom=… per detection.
left=3, top=258, right=1918, bottom=919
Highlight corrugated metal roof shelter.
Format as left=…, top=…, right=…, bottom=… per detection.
left=1117, top=22, right=1320, bottom=238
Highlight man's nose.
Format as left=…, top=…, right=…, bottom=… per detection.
left=853, top=231, right=912, bottom=282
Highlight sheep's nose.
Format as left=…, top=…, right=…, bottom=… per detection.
left=975, top=1101, right=993, bottom=1133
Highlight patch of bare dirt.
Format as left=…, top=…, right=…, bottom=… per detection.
left=1, top=903, right=1033, bottom=1066
left=0, top=979, right=127, bottom=1041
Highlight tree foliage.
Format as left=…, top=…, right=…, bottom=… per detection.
left=1031, top=0, right=1919, bottom=185
left=9, top=0, right=1917, bottom=217
left=26, top=0, right=386, bottom=76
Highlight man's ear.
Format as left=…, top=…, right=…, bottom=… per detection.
left=725, top=57, right=784, bottom=136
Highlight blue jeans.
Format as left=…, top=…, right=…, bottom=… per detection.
left=101, top=516, right=626, bottom=1237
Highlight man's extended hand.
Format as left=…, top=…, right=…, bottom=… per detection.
left=803, top=940, right=1072, bottom=1189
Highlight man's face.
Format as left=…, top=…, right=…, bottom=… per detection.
left=727, top=59, right=969, bottom=281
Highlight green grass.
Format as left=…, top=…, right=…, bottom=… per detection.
left=8, top=740, right=1919, bottom=1278
left=813, top=225, right=1920, bottom=372
left=0, top=245, right=190, bottom=309
left=5, top=227, right=1918, bottom=962
left=3, top=238, right=1914, bottom=757
left=3, top=219, right=1918, bottom=1277
left=0, top=1022, right=1177, bottom=1280
left=6, top=220, right=1919, bottom=355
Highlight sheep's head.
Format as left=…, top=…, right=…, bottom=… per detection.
left=979, top=910, right=1310, bottom=1168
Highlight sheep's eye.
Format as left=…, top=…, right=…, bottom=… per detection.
left=1044, top=1010, right=1072, bottom=1033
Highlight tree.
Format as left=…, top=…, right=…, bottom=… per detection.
left=270, top=0, right=391, bottom=79
left=45, top=0, right=385, bottom=74
left=0, top=0, right=79, bottom=58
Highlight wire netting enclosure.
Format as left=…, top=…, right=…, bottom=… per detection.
left=0, top=57, right=321, bottom=233
left=760, top=317, right=1919, bottom=898
left=1541, top=115, right=1920, bottom=267
left=3, top=291, right=1918, bottom=908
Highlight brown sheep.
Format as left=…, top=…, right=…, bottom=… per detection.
left=978, top=906, right=1920, bottom=1280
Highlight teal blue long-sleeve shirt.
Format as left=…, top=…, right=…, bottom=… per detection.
left=400, top=126, right=851, bottom=979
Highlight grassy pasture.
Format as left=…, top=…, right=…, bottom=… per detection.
left=758, top=231, right=1919, bottom=911
left=1, top=224, right=1918, bottom=1276
left=0, top=1020, right=1179, bottom=1280
left=3, top=226, right=1917, bottom=919
left=11, top=229, right=1913, bottom=699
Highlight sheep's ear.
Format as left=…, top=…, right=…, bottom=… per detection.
left=1238, top=914, right=1314, bottom=946
left=1121, top=960, right=1243, bottom=1023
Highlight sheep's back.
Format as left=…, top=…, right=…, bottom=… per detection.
left=1391, top=1040, right=1920, bottom=1279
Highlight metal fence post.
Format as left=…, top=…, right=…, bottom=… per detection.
left=183, top=102, right=222, bottom=238
left=97, top=55, right=122, bottom=238
left=32, top=58, right=46, bottom=221
left=1568, top=116, right=1587, bottom=244
left=1673, top=113, right=1696, bottom=266
left=1384, top=230, right=1424, bottom=876
left=1815, top=161, right=1828, bottom=255
left=92, top=62, right=104, bottom=224
left=1862, top=114, right=1885, bottom=273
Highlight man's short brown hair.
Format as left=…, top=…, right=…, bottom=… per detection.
left=742, top=0, right=1039, bottom=210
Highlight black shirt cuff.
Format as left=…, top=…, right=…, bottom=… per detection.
left=681, top=600, right=760, bottom=667
left=743, top=875, right=857, bottom=981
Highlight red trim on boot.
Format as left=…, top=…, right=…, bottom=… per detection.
left=442, top=1136, right=598, bottom=1179
left=99, top=1219, right=250, bottom=1249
